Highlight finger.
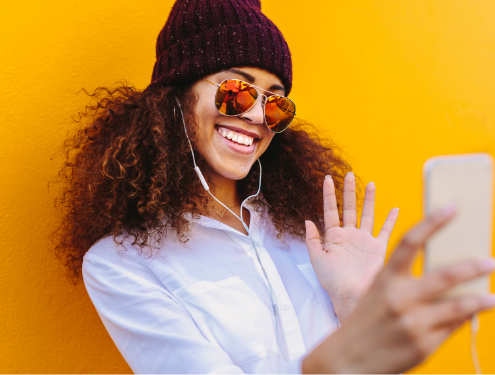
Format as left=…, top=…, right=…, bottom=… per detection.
left=419, top=319, right=466, bottom=361
left=359, top=182, right=375, bottom=233
left=386, top=204, right=457, bottom=274
left=376, top=207, right=400, bottom=244
left=305, top=220, right=324, bottom=260
left=410, top=258, right=495, bottom=302
left=424, top=293, right=495, bottom=328
left=323, top=176, right=340, bottom=230
left=342, top=172, right=357, bottom=228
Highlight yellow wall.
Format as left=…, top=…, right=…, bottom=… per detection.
left=1, top=0, right=495, bottom=373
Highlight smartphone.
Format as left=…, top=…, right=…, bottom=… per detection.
left=423, top=153, right=494, bottom=298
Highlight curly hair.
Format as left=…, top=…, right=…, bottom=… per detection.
left=53, top=83, right=355, bottom=282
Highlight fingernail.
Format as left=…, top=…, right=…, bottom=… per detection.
left=368, top=181, right=375, bottom=186
left=347, top=172, right=354, bottom=176
left=325, top=175, right=332, bottom=179
left=479, top=258, right=495, bottom=272
left=481, top=295, right=495, bottom=307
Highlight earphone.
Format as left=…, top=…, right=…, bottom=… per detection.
left=174, top=98, right=289, bottom=361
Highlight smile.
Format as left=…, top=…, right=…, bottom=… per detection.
left=216, top=126, right=256, bottom=146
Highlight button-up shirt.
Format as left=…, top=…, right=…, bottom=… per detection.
left=82, top=203, right=338, bottom=374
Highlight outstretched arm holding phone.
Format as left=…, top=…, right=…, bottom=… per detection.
left=304, top=178, right=495, bottom=373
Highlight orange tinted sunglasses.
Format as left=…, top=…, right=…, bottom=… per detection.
left=204, top=78, right=296, bottom=133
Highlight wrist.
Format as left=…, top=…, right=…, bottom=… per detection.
left=331, top=297, right=360, bottom=324
left=302, top=345, right=338, bottom=374
left=301, top=352, right=324, bottom=374
left=301, top=327, right=356, bottom=374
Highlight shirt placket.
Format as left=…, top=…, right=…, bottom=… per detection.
left=190, top=209, right=307, bottom=360
left=238, top=212, right=307, bottom=361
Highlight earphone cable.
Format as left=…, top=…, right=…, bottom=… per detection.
left=176, top=98, right=289, bottom=362
left=471, top=314, right=482, bottom=374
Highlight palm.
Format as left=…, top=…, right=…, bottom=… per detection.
left=315, top=226, right=387, bottom=300
left=305, top=174, right=399, bottom=321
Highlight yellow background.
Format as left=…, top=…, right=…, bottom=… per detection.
left=1, top=0, right=494, bottom=373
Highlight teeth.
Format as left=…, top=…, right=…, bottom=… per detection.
left=218, top=127, right=255, bottom=146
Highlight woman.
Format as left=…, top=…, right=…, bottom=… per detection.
left=55, top=0, right=495, bottom=373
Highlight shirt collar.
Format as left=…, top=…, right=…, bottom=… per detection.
left=184, top=199, right=264, bottom=239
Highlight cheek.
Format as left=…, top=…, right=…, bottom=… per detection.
left=193, top=98, right=220, bottom=135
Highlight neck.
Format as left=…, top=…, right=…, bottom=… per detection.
left=199, top=169, right=251, bottom=236
left=208, top=173, right=241, bottom=209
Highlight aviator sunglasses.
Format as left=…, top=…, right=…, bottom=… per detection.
left=204, top=78, right=296, bottom=133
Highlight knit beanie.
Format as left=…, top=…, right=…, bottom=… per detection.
left=148, top=0, right=293, bottom=94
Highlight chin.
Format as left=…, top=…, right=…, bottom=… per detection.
left=217, top=167, right=253, bottom=181
left=209, top=157, right=256, bottom=181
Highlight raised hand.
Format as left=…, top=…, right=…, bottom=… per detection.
left=302, top=204, right=495, bottom=374
left=305, top=173, right=400, bottom=322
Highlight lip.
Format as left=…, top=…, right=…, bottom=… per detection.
left=216, top=128, right=257, bottom=155
left=215, top=124, right=261, bottom=140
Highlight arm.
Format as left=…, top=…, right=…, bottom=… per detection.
left=302, top=204, right=495, bottom=373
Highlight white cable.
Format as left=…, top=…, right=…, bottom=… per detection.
left=175, top=99, right=198, bottom=168
left=176, top=98, right=289, bottom=361
left=471, top=314, right=482, bottom=374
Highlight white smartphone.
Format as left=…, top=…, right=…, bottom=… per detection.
left=423, top=153, right=494, bottom=298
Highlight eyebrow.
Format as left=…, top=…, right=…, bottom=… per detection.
left=222, top=68, right=286, bottom=95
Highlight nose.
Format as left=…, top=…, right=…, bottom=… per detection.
left=239, top=95, right=265, bottom=125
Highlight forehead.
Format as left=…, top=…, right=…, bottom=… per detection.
left=214, top=67, right=286, bottom=95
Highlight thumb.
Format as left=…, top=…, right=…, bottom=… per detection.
left=305, top=220, right=323, bottom=260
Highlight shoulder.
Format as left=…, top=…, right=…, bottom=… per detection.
left=86, top=233, right=135, bottom=258
left=84, top=234, right=135, bottom=268
left=83, top=233, right=166, bottom=288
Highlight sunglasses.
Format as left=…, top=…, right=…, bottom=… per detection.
left=204, top=78, right=296, bottom=133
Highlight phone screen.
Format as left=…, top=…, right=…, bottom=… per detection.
left=423, top=153, right=494, bottom=298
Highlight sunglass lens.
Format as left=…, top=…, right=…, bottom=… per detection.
left=264, top=96, right=296, bottom=133
left=215, top=80, right=258, bottom=116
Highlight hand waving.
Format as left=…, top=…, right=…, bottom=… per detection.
left=305, top=173, right=400, bottom=322
left=302, top=203, right=495, bottom=374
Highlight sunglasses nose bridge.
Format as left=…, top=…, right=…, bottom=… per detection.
left=239, top=90, right=265, bottom=125
left=257, top=93, right=269, bottom=111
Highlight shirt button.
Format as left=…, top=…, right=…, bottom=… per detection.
left=281, top=302, right=290, bottom=310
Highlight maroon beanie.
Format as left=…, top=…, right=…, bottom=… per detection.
left=148, top=0, right=293, bottom=94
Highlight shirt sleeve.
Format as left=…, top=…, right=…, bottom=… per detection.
left=82, top=253, right=244, bottom=374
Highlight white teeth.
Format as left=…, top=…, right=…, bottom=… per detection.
left=218, top=127, right=255, bottom=146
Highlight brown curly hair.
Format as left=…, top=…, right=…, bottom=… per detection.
left=53, top=83, right=355, bottom=283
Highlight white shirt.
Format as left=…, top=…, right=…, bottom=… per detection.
left=82, top=202, right=338, bottom=374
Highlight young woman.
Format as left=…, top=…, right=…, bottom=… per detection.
left=55, top=0, right=495, bottom=373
